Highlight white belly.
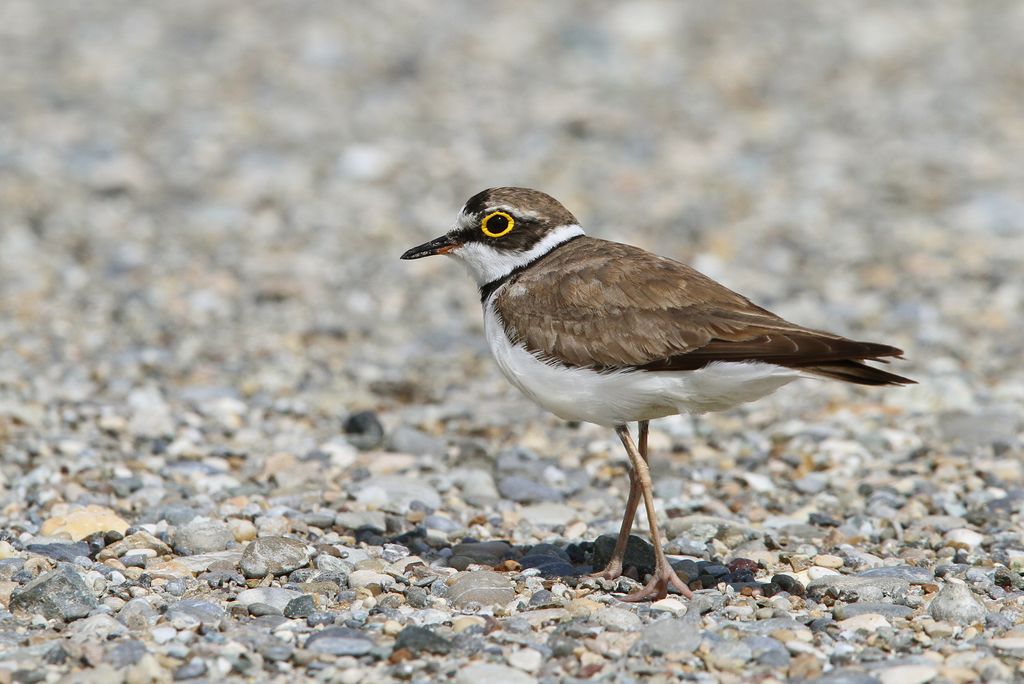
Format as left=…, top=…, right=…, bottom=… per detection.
left=483, top=300, right=801, bottom=427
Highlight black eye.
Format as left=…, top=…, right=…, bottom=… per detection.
left=481, top=211, right=514, bottom=238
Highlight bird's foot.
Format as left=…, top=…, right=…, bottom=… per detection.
left=617, top=565, right=693, bottom=602
left=588, top=560, right=624, bottom=582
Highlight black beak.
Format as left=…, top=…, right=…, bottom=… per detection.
left=400, top=234, right=458, bottom=260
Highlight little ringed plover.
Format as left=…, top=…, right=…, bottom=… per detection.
left=401, top=187, right=913, bottom=602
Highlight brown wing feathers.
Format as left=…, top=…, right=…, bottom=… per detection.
left=494, top=237, right=914, bottom=386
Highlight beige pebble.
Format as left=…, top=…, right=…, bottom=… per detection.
left=812, top=554, right=843, bottom=569
left=228, top=518, right=258, bottom=542
left=40, top=505, right=130, bottom=541
left=838, top=613, right=891, bottom=632
left=452, top=615, right=486, bottom=633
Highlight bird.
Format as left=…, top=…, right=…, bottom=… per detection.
left=401, top=187, right=914, bottom=601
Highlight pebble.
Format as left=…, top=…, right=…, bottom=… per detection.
left=876, top=664, right=939, bottom=684
left=393, top=625, right=453, bottom=655
left=39, top=506, right=130, bottom=541
left=172, top=519, right=235, bottom=556
left=305, top=627, right=374, bottom=656
left=595, top=606, right=642, bottom=631
left=355, top=476, right=441, bottom=512
left=447, top=571, right=515, bottom=608
left=456, top=664, right=537, bottom=684
left=239, top=536, right=311, bottom=578
left=9, top=564, right=99, bottom=620
left=235, top=588, right=303, bottom=612
left=837, top=613, right=892, bottom=631
left=928, top=582, right=986, bottom=624
left=634, top=611, right=703, bottom=656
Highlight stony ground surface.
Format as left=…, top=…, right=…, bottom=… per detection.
left=1, top=1, right=1023, bottom=683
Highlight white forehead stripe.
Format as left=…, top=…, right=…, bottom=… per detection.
left=449, top=224, right=585, bottom=286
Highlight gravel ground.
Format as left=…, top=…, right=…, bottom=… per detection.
left=1, top=1, right=1023, bottom=683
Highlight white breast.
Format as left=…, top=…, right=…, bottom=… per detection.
left=483, top=297, right=802, bottom=427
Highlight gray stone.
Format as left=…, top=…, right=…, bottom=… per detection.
left=859, top=566, right=935, bottom=584
left=455, top=664, right=536, bottom=684
left=393, top=625, right=453, bottom=655
left=355, top=476, right=441, bottom=512
left=745, top=635, right=790, bottom=667
left=703, top=634, right=754, bottom=670
left=165, top=599, right=224, bottom=629
left=334, top=511, right=387, bottom=532
left=25, top=542, right=91, bottom=563
left=497, top=475, right=563, bottom=503
left=833, top=602, right=915, bottom=620
left=235, top=587, right=303, bottom=612
left=173, top=519, right=234, bottom=556
left=518, top=502, right=576, bottom=527
left=664, top=515, right=761, bottom=546
left=108, top=640, right=148, bottom=668
left=284, top=595, right=316, bottom=619
left=66, top=613, right=127, bottom=642
left=928, top=581, right=986, bottom=624
left=807, top=671, right=881, bottom=684
left=387, top=426, right=447, bottom=456
left=239, top=536, right=311, bottom=578
left=118, top=597, right=161, bottom=628
left=938, top=410, right=1019, bottom=448
left=633, top=610, right=702, bottom=656
left=9, top=564, right=98, bottom=621
left=806, top=575, right=910, bottom=603
left=595, top=606, right=642, bottom=631
left=447, top=571, right=516, bottom=608
left=305, top=627, right=374, bottom=656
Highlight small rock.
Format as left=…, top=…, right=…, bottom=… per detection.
left=347, top=569, right=395, bottom=593
left=335, top=511, right=387, bottom=532
left=455, top=663, right=537, bottom=684
left=928, top=581, right=986, bottom=624
left=239, top=536, right=311, bottom=578
left=507, top=647, right=543, bottom=673
left=633, top=610, right=702, bottom=656
left=165, top=599, right=224, bottom=629
left=284, top=595, right=316, bottom=619
left=174, top=658, right=207, bottom=681
left=595, top=606, right=641, bottom=631
left=393, top=625, right=452, bottom=655
left=876, top=664, right=939, bottom=684
left=498, top=475, right=563, bottom=503
left=173, top=519, right=235, bottom=556
left=452, top=615, right=487, bottom=632
left=832, top=603, right=914, bottom=620
left=592, top=534, right=655, bottom=574
left=305, top=627, right=374, bottom=656
left=40, top=505, right=130, bottom=541
left=858, top=566, right=934, bottom=584
left=448, top=571, right=516, bottom=607
left=9, top=564, right=98, bottom=620
left=813, top=554, right=844, bottom=569
left=343, top=410, right=384, bottom=450
left=943, top=528, right=985, bottom=550
left=356, top=476, right=441, bottom=512
left=235, top=587, right=303, bottom=612
left=25, top=542, right=91, bottom=563
left=837, top=613, right=891, bottom=631
left=518, top=502, right=576, bottom=527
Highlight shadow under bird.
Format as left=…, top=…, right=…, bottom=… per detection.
left=401, top=187, right=914, bottom=601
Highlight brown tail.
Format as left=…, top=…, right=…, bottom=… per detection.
left=798, top=359, right=915, bottom=386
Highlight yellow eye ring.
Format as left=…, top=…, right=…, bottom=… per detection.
left=481, top=211, right=515, bottom=238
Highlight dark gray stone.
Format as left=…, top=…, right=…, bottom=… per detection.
left=9, top=564, right=98, bottom=621
left=284, top=595, right=315, bottom=619
left=174, top=658, right=207, bottom=680
left=393, top=625, right=453, bottom=655
left=25, top=542, right=91, bottom=563
left=108, top=639, right=148, bottom=668
left=344, top=410, right=384, bottom=450
left=593, top=534, right=655, bottom=575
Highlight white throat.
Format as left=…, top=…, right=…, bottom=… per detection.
left=448, top=224, right=585, bottom=286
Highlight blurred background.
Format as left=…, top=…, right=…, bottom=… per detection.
left=1, top=0, right=1022, bottom=452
